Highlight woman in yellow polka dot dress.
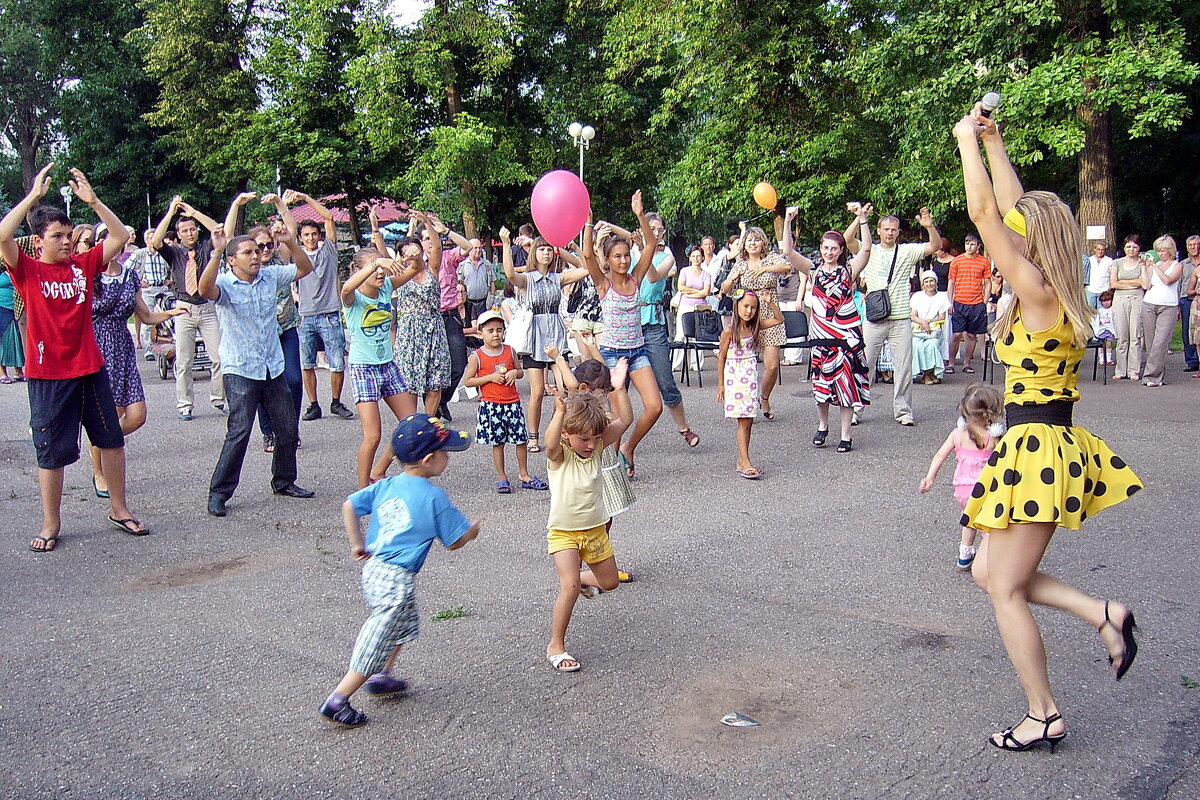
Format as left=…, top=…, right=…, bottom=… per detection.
left=954, top=105, right=1143, bottom=753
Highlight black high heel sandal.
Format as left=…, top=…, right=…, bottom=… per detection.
left=812, top=429, right=828, bottom=447
left=989, top=712, right=1066, bottom=753
left=1099, top=600, right=1138, bottom=681
left=836, top=439, right=852, bottom=453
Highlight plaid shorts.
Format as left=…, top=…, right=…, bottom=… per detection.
left=350, top=361, right=407, bottom=404
left=348, top=557, right=420, bottom=676
left=475, top=400, right=528, bottom=446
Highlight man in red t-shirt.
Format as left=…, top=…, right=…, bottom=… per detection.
left=946, top=234, right=992, bottom=373
left=0, top=163, right=149, bottom=552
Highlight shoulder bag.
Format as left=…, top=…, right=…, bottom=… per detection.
left=864, top=246, right=899, bottom=323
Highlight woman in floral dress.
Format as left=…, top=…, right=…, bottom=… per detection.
left=89, top=259, right=185, bottom=495
left=780, top=205, right=874, bottom=452
left=392, top=211, right=450, bottom=417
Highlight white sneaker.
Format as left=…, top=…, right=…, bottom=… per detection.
left=957, top=545, right=976, bottom=570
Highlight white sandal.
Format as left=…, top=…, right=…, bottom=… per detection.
left=547, top=651, right=581, bottom=672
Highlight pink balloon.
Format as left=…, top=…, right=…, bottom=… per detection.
left=530, top=170, right=591, bottom=248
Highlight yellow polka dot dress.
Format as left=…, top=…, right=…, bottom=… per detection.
left=962, top=308, right=1141, bottom=532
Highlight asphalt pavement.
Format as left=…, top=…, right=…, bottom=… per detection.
left=0, top=349, right=1196, bottom=799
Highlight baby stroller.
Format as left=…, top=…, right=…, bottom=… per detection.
left=151, top=292, right=213, bottom=380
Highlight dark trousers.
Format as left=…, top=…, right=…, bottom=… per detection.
left=257, top=327, right=303, bottom=436
left=441, top=311, right=467, bottom=405
left=210, top=373, right=299, bottom=500
left=1181, top=296, right=1198, bottom=369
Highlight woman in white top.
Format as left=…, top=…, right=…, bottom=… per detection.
left=1138, top=235, right=1183, bottom=386
left=910, top=270, right=951, bottom=384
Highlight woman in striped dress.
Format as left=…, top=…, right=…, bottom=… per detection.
left=780, top=205, right=874, bottom=452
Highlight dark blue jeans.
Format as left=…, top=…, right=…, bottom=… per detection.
left=642, top=322, right=682, bottom=408
left=257, top=327, right=302, bottom=437
left=1181, top=296, right=1197, bottom=369
left=210, top=373, right=299, bottom=500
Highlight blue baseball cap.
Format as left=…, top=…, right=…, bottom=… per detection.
left=391, top=413, right=471, bottom=463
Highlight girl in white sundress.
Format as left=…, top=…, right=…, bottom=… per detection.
left=716, top=290, right=783, bottom=479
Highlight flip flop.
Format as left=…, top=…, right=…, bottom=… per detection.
left=520, top=476, right=548, bottom=490
left=0, top=377, right=13, bottom=385
left=109, top=516, right=149, bottom=536
left=737, top=467, right=762, bottom=480
left=29, top=535, right=57, bottom=552
left=944, top=366, right=955, bottom=374
left=963, top=366, right=976, bottom=374
left=547, top=652, right=581, bottom=672
left=496, top=480, right=511, bottom=494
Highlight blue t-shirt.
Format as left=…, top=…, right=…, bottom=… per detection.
left=347, top=473, right=470, bottom=571
left=346, top=278, right=394, bottom=365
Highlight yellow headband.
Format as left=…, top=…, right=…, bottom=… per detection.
left=1002, top=207, right=1027, bottom=237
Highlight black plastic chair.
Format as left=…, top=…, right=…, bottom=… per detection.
left=778, top=310, right=817, bottom=383
left=671, top=311, right=721, bottom=387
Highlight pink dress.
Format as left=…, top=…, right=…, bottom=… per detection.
left=952, top=437, right=996, bottom=508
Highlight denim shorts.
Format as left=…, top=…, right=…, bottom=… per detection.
left=598, top=345, right=652, bottom=372
left=299, top=312, right=347, bottom=371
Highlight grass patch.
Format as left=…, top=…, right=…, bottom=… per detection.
left=431, top=605, right=469, bottom=622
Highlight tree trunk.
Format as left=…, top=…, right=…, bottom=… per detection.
left=1076, top=100, right=1116, bottom=246
left=344, top=182, right=363, bottom=250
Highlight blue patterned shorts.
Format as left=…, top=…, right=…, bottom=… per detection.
left=475, top=400, right=528, bottom=446
left=350, top=361, right=407, bottom=404
left=348, top=558, right=419, bottom=676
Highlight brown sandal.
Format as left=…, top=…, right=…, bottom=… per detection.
left=679, top=429, right=700, bottom=447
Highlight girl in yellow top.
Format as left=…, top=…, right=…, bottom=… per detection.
left=543, top=358, right=633, bottom=673
left=954, top=104, right=1143, bottom=753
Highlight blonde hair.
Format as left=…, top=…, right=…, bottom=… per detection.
left=737, top=227, right=772, bottom=261
left=1153, top=235, right=1177, bottom=257
left=562, top=393, right=609, bottom=437
left=959, top=383, right=1003, bottom=447
left=990, top=191, right=1094, bottom=347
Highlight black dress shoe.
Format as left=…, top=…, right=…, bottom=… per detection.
left=274, top=484, right=315, bottom=498
left=208, top=495, right=228, bottom=517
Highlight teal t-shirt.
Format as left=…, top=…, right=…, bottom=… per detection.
left=346, top=278, right=395, bottom=365
left=0, top=271, right=13, bottom=310
left=638, top=250, right=672, bottom=325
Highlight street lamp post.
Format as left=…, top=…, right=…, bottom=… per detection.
left=568, top=122, right=595, bottom=182
left=59, top=185, right=73, bottom=219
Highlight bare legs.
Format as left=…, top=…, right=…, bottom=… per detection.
left=972, top=523, right=1133, bottom=745
left=815, top=401, right=854, bottom=442
left=525, top=366, right=547, bottom=443
left=735, top=417, right=754, bottom=471
left=366, top=394, right=415, bottom=483
left=548, top=549, right=620, bottom=669
left=491, top=443, right=532, bottom=484
left=619, top=365, right=663, bottom=470
left=91, top=402, right=147, bottom=493
left=759, top=345, right=780, bottom=414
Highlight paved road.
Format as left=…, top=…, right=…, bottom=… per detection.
left=0, top=351, right=1196, bottom=799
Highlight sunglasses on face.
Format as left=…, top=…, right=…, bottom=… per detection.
left=257, top=243, right=273, bottom=252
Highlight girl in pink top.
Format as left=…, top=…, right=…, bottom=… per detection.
left=919, top=383, right=1004, bottom=570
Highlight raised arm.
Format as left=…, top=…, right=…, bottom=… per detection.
left=917, top=207, right=941, bottom=257
left=629, top=191, right=657, bottom=285
left=0, top=163, right=54, bottom=267
left=290, top=190, right=337, bottom=242
left=177, top=201, right=221, bottom=234
left=844, top=203, right=865, bottom=256
left=848, top=205, right=874, bottom=280
left=277, top=225, right=313, bottom=280
left=980, top=119, right=1025, bottom=213
left=498, top=226, right=527, bottom=290
left=198, top=228, right=227, bottom=301
left=412, top=211, right=442, bottom=275
left=70, top=170, right=130, bottom=264
left=780, top=206, right=814, bottom=276
left=223, top=192, right=258, bottom=237
left=150, top=194, right=184, bottom=250
left=262, top=193, right=298, bottom=241
left=434, top=218, right=471, bottom=253
left=602, top=359, right=634, bottom=445
left=368, top=206, right=388, bottom=256
left=584, top=220, right=609, bottom=296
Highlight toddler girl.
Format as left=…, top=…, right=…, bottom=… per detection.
left=1093, top=290, right=1116, bottom=365
left=918, top=383, right=1004, bottom=569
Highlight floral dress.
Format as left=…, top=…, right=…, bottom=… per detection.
left=727, top=255, right=787, bottom=348
left=723, top=335, right=759, bottom=419
left=93, top=266, right=144, bottom=406
left=810, top=264, right=870, bottom=408
left=393, top=271, right=450, bottom=393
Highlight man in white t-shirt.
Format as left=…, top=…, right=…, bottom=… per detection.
left=1086, top=242, right=1113, bottom=309
left=846, top=206, right=941, bottom=426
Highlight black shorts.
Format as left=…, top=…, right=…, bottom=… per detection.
left=951, top=301, right=988, bottom=336
left=520, top=354, right=551, bottom=370
left=29, top=370, right=124, bottom=469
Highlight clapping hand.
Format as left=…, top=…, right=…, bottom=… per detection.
left=28, top=163, right=54, bottom=201
left=631, top=189, right=644, bottom=218
left=68, top=169, right=97, bottom=205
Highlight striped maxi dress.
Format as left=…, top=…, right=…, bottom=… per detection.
left=809, top=264, right=870, bottom=408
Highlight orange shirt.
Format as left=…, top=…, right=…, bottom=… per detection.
left=475, top=344, right=520, bottom=403
left=948, top=255, right=991, bottom=305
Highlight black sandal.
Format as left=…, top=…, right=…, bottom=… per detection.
left=836, top=439, right=852, bottom=453
left=989, top=712, right=1066, bottom=753
left=812, top=429, right=828, bottom=448
left=1099, top=601, right=1138, bottom=680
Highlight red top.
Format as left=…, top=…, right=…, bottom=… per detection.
left=6, top=247, right=106, bottom=379
left=948, top=254, right=991, bottom=305
left=475, top=344, right=520, bottom=403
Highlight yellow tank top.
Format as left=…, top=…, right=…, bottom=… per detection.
left=995, top=307, right=1082, bottom=406
left=547, top=443, right=608, bottom=531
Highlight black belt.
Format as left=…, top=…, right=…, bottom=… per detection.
left=1005, top=400, right=1074, bottom=428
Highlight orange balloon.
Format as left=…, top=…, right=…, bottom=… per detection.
left=753, top=182, right=777, bottom=210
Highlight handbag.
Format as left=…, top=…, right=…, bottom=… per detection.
left=693, top=307, right=722, bottom=340
left=864, top=246, right=899, bottom=323
left=504, top=296, right=535, bottom=355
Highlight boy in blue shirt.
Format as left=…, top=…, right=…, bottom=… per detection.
left=319, top=413, right=480, bottom=728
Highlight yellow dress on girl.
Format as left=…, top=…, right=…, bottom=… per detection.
left=962, top=307, right=1142, bottom=531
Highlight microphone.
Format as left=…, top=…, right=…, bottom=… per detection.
left=979, top=92, right=1001, bottom=118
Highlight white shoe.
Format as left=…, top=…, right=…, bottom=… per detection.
left=957, top=545, right=976, bottom=570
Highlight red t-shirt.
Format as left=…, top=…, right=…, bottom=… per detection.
left=7, top=247, right=106, bottom=379
left=475, top=344, right=520, bottom=403
left=948, top=254, right=991, bottom=305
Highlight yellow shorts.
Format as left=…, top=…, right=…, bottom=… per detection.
left=570, top=318, right=606, bottom=335
left=547, top=524, right=614, bottom=565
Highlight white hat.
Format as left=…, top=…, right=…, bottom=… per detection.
left=477, top=310, right=505, bottom=328
left=920, top=269, right=937, bottom=282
